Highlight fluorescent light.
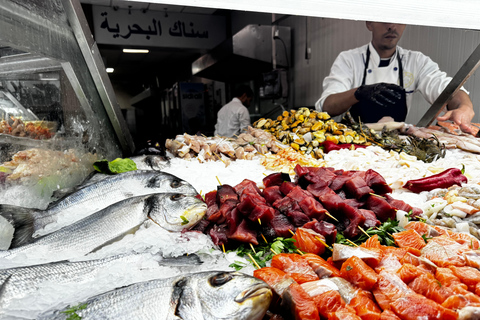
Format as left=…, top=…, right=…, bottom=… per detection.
left=123, top=49, right=149, bottom=53
left=106, top=68, right=114, bottom=73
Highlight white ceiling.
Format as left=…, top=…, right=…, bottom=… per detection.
left=80, top=0, right=217, bottom=15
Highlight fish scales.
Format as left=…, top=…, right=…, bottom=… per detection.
left=1, top=170, right=198, bottom=245
left=0, top=252, right=202, bottom=313
left=0, top=193, right=206, bottom=267
left=39, top=271, right=272, bottom=320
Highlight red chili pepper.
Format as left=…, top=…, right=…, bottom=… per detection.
left=321, top=141, right=368, bottom=153
left=403, top=168, right=468, bottom=193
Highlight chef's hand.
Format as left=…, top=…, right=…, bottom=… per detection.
left=354, top=83, right=403, bottom=107
left=437, top=104, right=476, bottom=134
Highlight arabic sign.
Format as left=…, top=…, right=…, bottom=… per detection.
left=92, top=6, right=226, bottom=50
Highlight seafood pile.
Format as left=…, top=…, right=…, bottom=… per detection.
left=403, top=124, right=480, bottom=154
left=254, top=220, right=480, bottom=320
left=0, top=117, right=55, bottom=139
left=253, top=108, right=369, bottom=158
left=422, top=185, right=480, bottom=239
left=0, top=168, right=237, bottom=319
left=195, top=164, right=422, bottom=250
left=165, top=126, right=282, bottom=164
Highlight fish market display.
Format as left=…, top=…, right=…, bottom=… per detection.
left=0, top=170, right=198, bottom=245
left=165, top=126, right=282, bottom=164
left=253, top=107, right=368, bottom=159
left=197, top=164, right=422, bottom=251
left=0, top=252, right=201, bottom=317
left=38, top=271, right=272, bottom=320
left=0, top=193, right=207, bottom=268
left=253, top=220, right=480, bottom=319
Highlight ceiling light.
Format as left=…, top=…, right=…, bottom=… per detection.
left=123, top=49, right=149, bottom=53
left=106, top=68, right=114, bottom=73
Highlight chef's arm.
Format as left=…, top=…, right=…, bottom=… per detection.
left=322, top=88, right=359, bottom=116
left=437, top=90, right=475, bottom=134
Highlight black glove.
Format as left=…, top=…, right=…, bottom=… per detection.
left=354, top=82, right=403, bottom=107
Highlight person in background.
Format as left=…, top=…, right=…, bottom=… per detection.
left=214, top=85, right=253, bottom=137
left=316, top=22, right=475, bottom=134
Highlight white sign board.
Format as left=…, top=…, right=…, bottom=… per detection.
left=92, top=6, right=226, bottom=49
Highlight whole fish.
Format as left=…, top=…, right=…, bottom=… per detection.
left=0, top=193, right=206, bottom=268
left=130, top=154, right=170, bottom=171
left=38, top=271, right=272, bottom=320
left=0, top=170, right=198, bottom=247
left=0, top=252, right=202, bottom=312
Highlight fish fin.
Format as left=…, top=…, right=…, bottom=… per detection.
left=156, top=254, right=203, bottom=266
left=0, top=275, right=13, bottom=308
left=172, top=278, right=188, bottom=319
left=88, top=225, right=142, bottom=253
left=0, top=204, right=36, bottom=248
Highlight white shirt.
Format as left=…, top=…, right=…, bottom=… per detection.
left=316, top=43, right=467, bottom=116
left=214, top=98, right=251, bottom=137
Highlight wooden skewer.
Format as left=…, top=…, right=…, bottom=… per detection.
left=270, top=248, right=279, bottom=255
left=258, top=218, right=262, bottom=225
left=250, top=243, right=256, bottom=254
left=213, top=152, right=226, bottom=164
left=346, top=239, right=358, bottom=247
left=315, top=236, right=333, bottom=251
left=288, top=229, right=295, bottom=236
left=222, top=244, right=225, bottom=253
left=325, top=211, right=339, bottom=222
left=358, top=226, right=371, bottom=238
left=296, top=249, right=304, bottom=255
left=216, top=176, right=222, bottom=185
left=247, top=253, right=261, bottom=269
left=261, top=233, right=268, bottom=244
left=369, top=193, right=386, bottom=199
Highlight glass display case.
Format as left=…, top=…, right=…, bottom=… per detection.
left=0, top=0, right=134, bottom=208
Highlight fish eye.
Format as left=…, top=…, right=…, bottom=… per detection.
left=209, top=273, right=233, bottom=286
left=171, top=179, right=182, bottom=188
left=170, top=194, right=184, bottom=201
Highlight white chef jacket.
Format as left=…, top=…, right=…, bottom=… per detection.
left=214, top=97, right=251, bottom=137
left=316, top=43, right=467, bottom=116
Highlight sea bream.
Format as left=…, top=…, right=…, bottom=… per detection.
left=0, top=252, right=202, bottom=316
left=38, top=271, right=272, bottom=320
left=0, top=170, right=198, bottom=247
left=0, top=193, right=207, bottom=268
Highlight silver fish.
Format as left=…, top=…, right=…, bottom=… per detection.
left=0, top=193, right=206, bottom=267
left=1, top=170, right=198, bottom=246
left=0, top=252, right=202, bottom=312
left=38, top=271, right=272, bottom=320
left=130, top=155, right=170, bottom=171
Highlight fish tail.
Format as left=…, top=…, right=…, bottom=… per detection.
left=0, top=204, right=36, bottom=248
left=155, top=253, right=203, bottom=266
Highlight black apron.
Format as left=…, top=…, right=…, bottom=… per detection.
left=349, top=47, right=407, bottom=123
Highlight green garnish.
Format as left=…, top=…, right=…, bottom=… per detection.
left=180, top=216, right=189, bottom=225
left=461, top=164, right=466, bottom=175
left=61, top=303, right=87, bottom=320
left=346, top=265, right=353, bottom=271
left=421, top=234, right=432, bottom=243
left=228, top=237, right=297, bottom=270
left=436, top=280, right=442, bottom=287
left=229, top=260, right=248, bottom=271
left=93, top=158, right=137, bottom=174
left=338, top=219, right=405, bottom=247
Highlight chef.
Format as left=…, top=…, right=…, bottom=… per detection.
left=214, top=85, right=253, bottom=137
left=316, top=22, right=475, bottom=134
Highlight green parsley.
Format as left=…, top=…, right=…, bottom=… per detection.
left=180, top=216, right=189, bottom=225
left=346, top=265, right=353, bottom=271
left=61, top=303, right=87, bottom=320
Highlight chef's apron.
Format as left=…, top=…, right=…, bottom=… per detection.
left=349, top=46, right=407, bottom=123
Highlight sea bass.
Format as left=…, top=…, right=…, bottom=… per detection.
left=0, top=252, right=201, bottom=313
left=38, top=271, right=272, bottom=320
left=0, top=193, right=206, bottom=268
left=130, top=154, right=170, bottom=171
left=0, top=170, right=198, bottom=246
